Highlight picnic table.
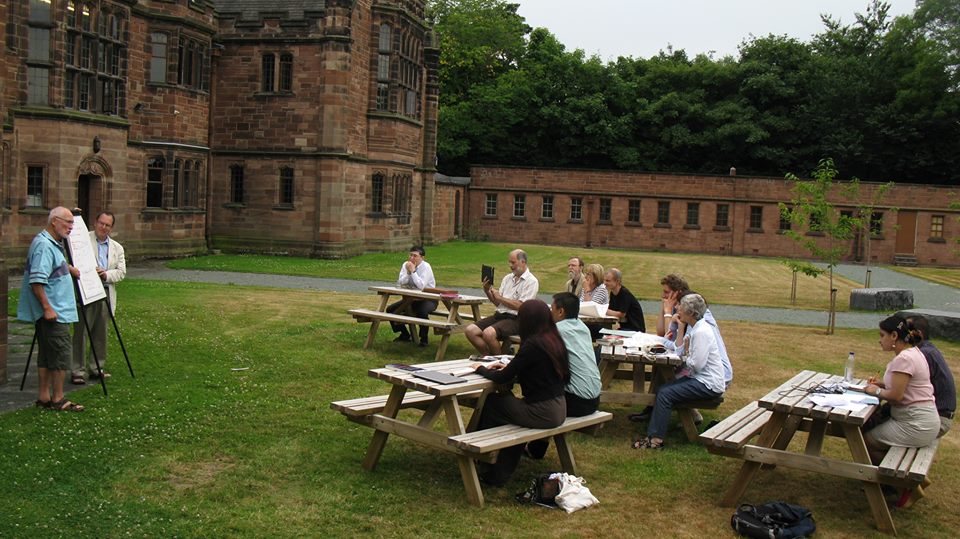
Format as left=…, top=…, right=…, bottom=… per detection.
left=598, top=339, right=721, bottom=441
left=700, top=370, right=938, bottom=535
left=330, top=358, right=612, bottom=507
left=349, top=286, right=487, bottom=361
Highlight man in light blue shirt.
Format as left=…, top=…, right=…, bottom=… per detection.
left=17, top=207, right=84, bottom=412
left=525, top=292, right=602, bottom=459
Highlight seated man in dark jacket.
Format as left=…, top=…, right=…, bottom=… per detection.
left=906, top=315, right=956, bottom=437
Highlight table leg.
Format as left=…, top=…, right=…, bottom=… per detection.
left=362, top=385, right=407, bottom=471
left=435, top=334, right=451, bottom=362
left=555, top=433, right=578, bottom=476
left=804, top=419, right=828, bottom=456
left=721, top=412, right=787, bottom=506
left=677, top=409, right=700, bottom=442
left=445, top=302, right=460, bottom=325
left=363, top=323, right=379, bottom=349
left=442, top=397, right=484, bottom=507
left=466, top=389, right=492, bottom=432
left=470, top=305, right=482, bottom=324
left=843, top=424, right=896, bottom=535
left=632, top=363, right=646, bottom=394
left=599, top=358, right=619, bottom=389
left=760, top=415, right=802, bottom=470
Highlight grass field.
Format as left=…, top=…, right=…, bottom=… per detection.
left=169, top=241, right=861, bottom=312
left=3, top=281, right=958, bottom=538
left=891, top=266, right=960, bottom=289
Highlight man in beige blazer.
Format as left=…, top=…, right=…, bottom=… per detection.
left=71, top=211, right=126, bottom=384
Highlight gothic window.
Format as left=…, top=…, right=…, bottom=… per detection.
left=371, top=173, right=385, bottom=213
left=279, top=167, right=294, bottom=206
left=230, top=165, right=245, bottom=204
left=188, top=160, right=201, bottom=207
left=27, top=165, right=45, bottom=208
left=172, top=159, right=181, bottom=207
left=261, top=54, right=275, bottom=92
left=375, top=24, right=392, bottom=111
left=146, top=157, right=164, bottom=208
left=65, top=3, right=127, bottom=115
left=392, top=173, right=412, bottom=222
left=177, top=34, right=208, bottom=90
left=149, top=33, right=168, bottom=83
left=27, top=0, right=52, bottom=106
left=279, top=54, right=293, bottom=92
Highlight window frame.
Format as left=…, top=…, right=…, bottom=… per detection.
left=715, top=203, right=730, bottom=229
left=484, top=193, right=498, bottom=217
left=930, top=215, right=944, bottom=240
left=598, top=198, right=612, bottom=224
left=685, top=202, right=700, bottom=228
left=278, top=166, right=295, bottom=207
left=627, top=199, right=641, bottom=224
left=229, top=164, right=245, bottom=205
left=146, top=156, right=165, bottom=208
left=513, top=194, right=525, bottom=219
left=371, top=172, right=385, bottom=214
left=749, top=205, right=764, bottom=231
left=541, top=195, right=554, bottom=220
left=656, top=200, right=670, bottom=227
left=26, top=164, right=46, bottom=208
left=569, top=197, right=583, bottom=222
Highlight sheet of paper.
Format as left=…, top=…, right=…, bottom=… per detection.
left=807, top=392, right=880, bottom=411
left=66, top=216, right=106, bottom=306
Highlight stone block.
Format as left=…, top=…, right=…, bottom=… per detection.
left=850, top=288, right=914, bottom=311
left=895, top=309, right=960, bottom=342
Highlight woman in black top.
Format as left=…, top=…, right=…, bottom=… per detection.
left=472, top=299, right=570, bottom=486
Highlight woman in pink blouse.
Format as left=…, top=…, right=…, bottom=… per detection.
left=863, top=315, right=940, bottom=465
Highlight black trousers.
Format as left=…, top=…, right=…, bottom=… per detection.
left=387, top=299, right=438, bottom=342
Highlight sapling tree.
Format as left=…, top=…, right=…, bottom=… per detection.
left=779, top=158, right=861, bottom=334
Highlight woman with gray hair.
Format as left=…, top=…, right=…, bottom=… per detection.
left=634, top=293, right=726, bottom=450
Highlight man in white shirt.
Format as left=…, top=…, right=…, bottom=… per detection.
left=465, top=249, right=539, bottom=355
left=387, top=246, right=437, bottom=346
left=71, top=211, right=126, bottom=384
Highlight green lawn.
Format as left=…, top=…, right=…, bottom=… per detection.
left=171, top=241, right=862, bottom=311
left=3, top=281, right=958, bottom=537
left=891, top=265, right=960, bottom=289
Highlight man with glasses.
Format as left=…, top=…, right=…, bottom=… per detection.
left=386, top=246, right=436, bottom=346
left=17, top=207, right=84, bottom=411
left=71, top=211, right=126, bottom=384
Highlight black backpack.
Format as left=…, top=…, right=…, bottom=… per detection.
left=515, top=473, right=562, bottom=508
left=731, top=501, right=816, bottom=539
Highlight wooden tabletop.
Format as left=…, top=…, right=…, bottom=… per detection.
left=599, top=343, right=683, bottom=367
left=368, top=286, right=488, bottom=304
left=757, top=370, right=876, bottom=426
left=368, top=358, right=496, bottom=397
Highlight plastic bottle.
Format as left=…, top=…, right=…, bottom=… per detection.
left=844, top=351, right=856, bottom=384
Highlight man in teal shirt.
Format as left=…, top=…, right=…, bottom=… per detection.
left=525, top=292, right=602, bottom=459
left=18, top=207, right=84, bottom=412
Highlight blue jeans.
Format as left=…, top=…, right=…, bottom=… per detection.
left=647, top=377, right=721, bottom=440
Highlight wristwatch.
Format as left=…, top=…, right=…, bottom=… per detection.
left=874, top=387, right=882, bottom=397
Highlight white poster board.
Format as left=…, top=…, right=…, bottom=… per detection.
left=66, top=215, right=107, bottom=306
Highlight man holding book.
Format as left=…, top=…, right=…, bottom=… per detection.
left=465, top=249, right=539, bottom=355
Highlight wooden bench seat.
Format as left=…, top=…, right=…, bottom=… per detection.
left=348, top=308, right=459, bottom=331
left=879, top=439, right=939, bottom=483
left=448, top=411, right=612, bottom=474
left=431, top=309, right=477, bottom=322
left=331, top=390, right=483, bottom=417
left=699, top=401, right=771, bottom=454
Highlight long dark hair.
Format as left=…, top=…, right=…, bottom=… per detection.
left=879, top=315, right=923, bottom=345
left=517, top=300, right=569, bottom=380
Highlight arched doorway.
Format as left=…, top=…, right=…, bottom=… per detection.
left=76, top=155, right=112, bottom=225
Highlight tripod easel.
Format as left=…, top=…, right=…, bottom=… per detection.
left=20, top=239, right=134, bottom=396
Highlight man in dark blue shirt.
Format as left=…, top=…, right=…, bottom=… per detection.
left=906, top=316, right=956, bottom=437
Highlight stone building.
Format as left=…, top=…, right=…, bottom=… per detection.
left=467, top=165, right=960, bottom=267
left=0, top=0, right=440, bottom=379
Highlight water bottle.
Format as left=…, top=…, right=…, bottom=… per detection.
left=844, top=351, right=856, bottom=384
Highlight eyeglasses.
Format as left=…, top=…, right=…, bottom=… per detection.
left=54, top=216, right=75, bottom=225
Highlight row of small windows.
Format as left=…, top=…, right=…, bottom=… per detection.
left=485, top=194, right=894, bottom=235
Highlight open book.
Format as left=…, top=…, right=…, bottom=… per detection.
left=579, top=301, right=608, bottom=317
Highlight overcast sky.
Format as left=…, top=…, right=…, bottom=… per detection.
left=514, top=0, right=919, bottom=61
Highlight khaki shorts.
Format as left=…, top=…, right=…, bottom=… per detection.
left=37, top=319, right=72, bottom=371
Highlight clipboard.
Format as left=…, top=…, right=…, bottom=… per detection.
left=481, top=265, right=495, bottom=285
